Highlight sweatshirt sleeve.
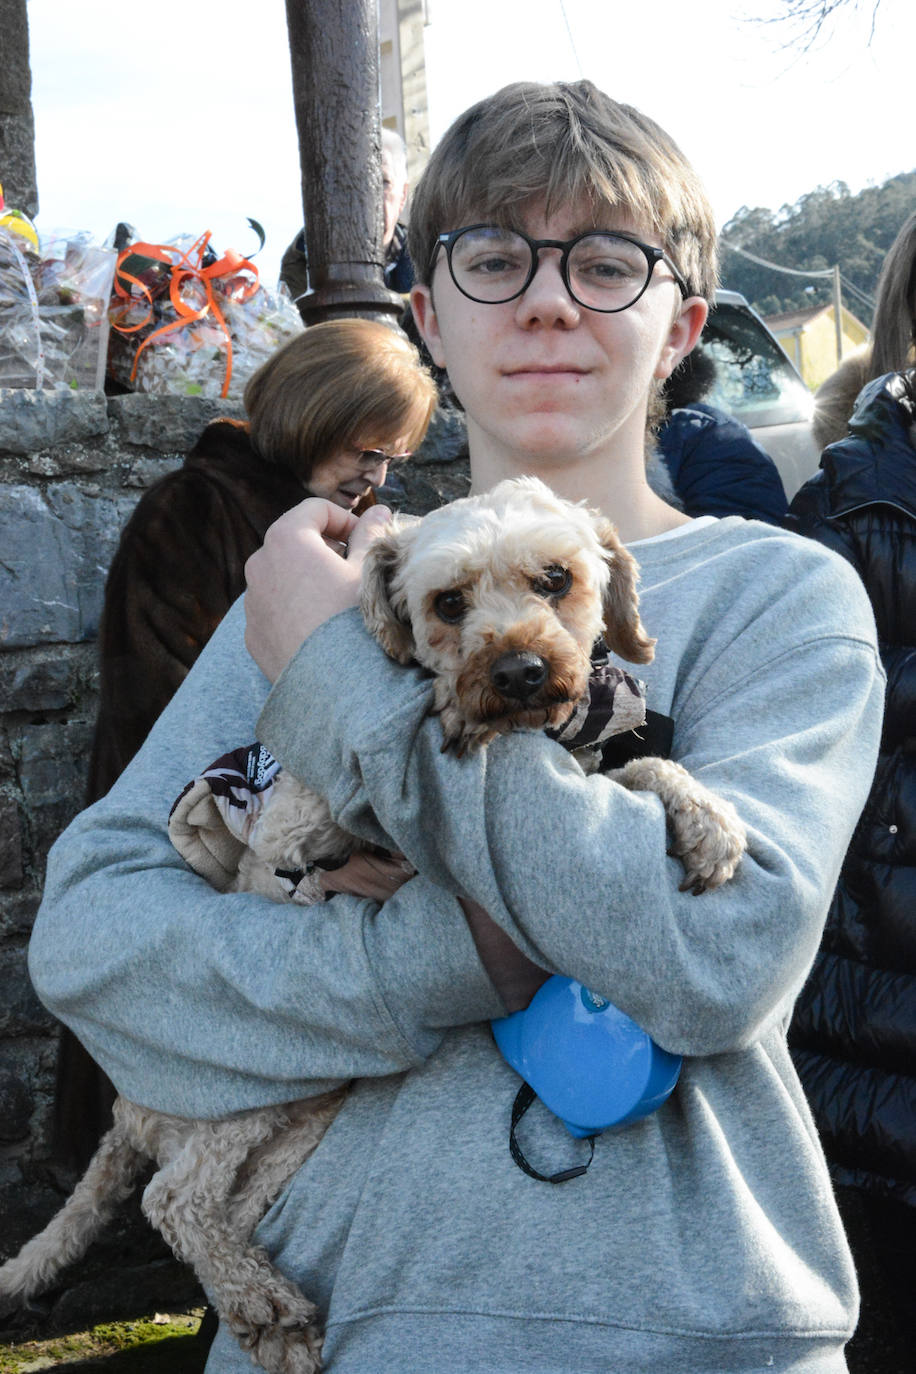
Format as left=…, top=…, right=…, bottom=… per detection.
left=258, top=550, right=885, bottom=1059
left=28, top=600, right=503, bottom=1121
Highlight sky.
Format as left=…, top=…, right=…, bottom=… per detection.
left=21, top=0, right=914, bottom=292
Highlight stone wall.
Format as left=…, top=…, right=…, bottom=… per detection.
left=0, top=386, right=468, bottom=1336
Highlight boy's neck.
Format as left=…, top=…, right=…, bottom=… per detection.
left=467, top=432, right=691, bottom=544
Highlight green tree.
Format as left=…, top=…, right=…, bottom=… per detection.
left=719, top=172, right=916, bottom=323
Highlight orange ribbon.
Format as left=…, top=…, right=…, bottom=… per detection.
left=110, top=231, right=260, bottom=397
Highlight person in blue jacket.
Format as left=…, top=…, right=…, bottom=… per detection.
left=655, top=348, right=788, bottom=524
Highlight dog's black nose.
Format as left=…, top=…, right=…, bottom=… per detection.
left=490, top=651, right=549, bottom=700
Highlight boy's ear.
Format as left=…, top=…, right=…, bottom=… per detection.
left=654, top=297, right=708, bottom=382
left=410, top=285, right=447, bottom=368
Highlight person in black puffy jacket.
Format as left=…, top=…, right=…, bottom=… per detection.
left=787, top=368, right=916, bottom=1373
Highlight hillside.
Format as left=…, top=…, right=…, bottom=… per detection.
left=718, top=171, right=916, bottom=323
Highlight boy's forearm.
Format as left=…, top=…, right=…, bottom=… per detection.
left=31, top=812, right=503, bottom=1119
left=29, top=604, right=505, bottom=1119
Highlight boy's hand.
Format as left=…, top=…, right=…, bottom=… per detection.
left=319, top=851, right=415, bottom=902
left=461, top=898, right=549, bottom=1013
left=244, top=499, right=393, bottom=682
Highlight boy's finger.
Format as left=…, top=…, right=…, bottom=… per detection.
left=346, top=504, right=393, bottom=562
left=296, top=496, right=361, bottom=546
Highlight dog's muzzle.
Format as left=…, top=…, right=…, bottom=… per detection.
left=489, top=651, right=550, bottom=701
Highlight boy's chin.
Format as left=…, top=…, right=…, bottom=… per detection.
left=503, top=424, right=609, bottom=469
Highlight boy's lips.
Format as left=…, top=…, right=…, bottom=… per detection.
left=503, top=364, right=590, bottom=377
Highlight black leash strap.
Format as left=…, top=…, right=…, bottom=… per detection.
left=509, top=1082, right=595, bottom=1184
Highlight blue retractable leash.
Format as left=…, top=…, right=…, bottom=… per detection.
left=492, top=976, right=681, bottom=1183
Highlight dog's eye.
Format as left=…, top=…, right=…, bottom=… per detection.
left=434, top=589, right=467, bottom=623
left=532, top=565, right=571, bottom=598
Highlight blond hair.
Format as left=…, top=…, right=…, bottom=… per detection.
left=244, top=319, right=437, bottom=482
left=813, top=212, right=916, bottom=448
left=408, top=81, right=718, bottom=303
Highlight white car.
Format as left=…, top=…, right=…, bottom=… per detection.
left=699, top=289, right=820, bottom=500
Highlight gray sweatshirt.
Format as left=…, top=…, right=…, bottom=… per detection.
left=30, top=516, right=885, bottom=1372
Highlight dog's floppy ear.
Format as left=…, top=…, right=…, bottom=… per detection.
left=592, top=516, right=656, bottom=665
left=359, top=525, right=416, bottom=663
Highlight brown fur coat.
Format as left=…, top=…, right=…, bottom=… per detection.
left=86, top=420, right=310, bottom=801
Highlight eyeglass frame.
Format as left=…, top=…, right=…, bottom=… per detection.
left=430, top=224, right=690, bottom=313
left=352, top=447, right=413, bottom=469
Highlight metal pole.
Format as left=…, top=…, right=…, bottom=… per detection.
left=284, top=0, right=404, bottom=325
left=833, top=264, right=843, bottom=368
left=0, top=0, right=38, bottom=217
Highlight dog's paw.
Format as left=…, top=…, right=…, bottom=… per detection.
left=226, top=1278, right=323, bottom=1374
left=609, top=756, right=747, bottom=895
left=248, top=1320, right=323, bottom=1374
left=436, top=707, right=495, bottom=756
left=667, top=793, right=747, bottom=895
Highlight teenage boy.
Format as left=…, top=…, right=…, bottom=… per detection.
left=31, top=82, right=883, bottom=1372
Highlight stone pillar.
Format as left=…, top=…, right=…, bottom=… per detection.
left=284, top=0, right=403, bottom=324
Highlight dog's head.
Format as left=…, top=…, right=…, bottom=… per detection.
left=360, top=476, right=655, bottom=751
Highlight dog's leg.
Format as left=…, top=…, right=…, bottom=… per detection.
left=0, top=1123, right=145, bottom=1313
left=608, top=757, right=747, bottom=894
left=229, top=1089, right=347, bottom=1240
left=142, top=1112, right=323, bottom=1374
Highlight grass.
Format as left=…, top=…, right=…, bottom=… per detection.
left=0, top=1311, right=207, bottom=1373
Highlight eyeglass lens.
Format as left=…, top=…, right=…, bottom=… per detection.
left=356, top=448, right=410, bottom=467
left=447, top=227, right=656, bottom=311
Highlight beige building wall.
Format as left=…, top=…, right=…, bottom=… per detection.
left=378, top=0, right=431, bottom=188
left=769, top=307, right=869, bottom=391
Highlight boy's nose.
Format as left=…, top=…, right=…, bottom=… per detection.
left=514, top=249, right=580, bottom=327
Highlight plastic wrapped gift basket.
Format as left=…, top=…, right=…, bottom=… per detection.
left=107, top=229, right=303, bottom=399
left=0, top=190, right=117, bottom=391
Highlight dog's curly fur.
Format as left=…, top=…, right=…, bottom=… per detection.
left=0, top=477, right=746, bottom=1372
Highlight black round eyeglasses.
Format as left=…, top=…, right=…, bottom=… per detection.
left=431, top=224, right=689, bottom=313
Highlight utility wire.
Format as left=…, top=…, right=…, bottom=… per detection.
left=838, top=277, right=877, bottom=311
left=721, top=238, right=876, bottom=313
left=558, top=1, right=585, bottom=77
left=721, top=240, right=833, bottom=278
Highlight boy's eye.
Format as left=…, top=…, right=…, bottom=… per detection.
left=453, top=231, right=527, bottom=279
left=434, top=589, right=467, bottom=623
left=475, top=255, right=516, bottom=276
left=582, top=257, right=632, bottom=280
left=532, top=566, right=571, bottom=598
left=568, top=235, right=646, bottom=296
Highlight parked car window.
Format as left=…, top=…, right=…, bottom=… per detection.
left=700, top=294, right=815, bottom=430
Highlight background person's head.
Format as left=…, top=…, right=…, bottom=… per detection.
left=381, top=128, right=410, bottom=252
left=869, top=209, right=916, bottom=379
left=244, top=319, right=436, bottom=509
left=407, top=81, right=718, bottom=305
left=662, top=347, right=719, bottom=414
left=812, top=210, right=916, bottom=450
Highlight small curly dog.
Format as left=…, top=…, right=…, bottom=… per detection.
left=0, top=477, right=745, bottom=1373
